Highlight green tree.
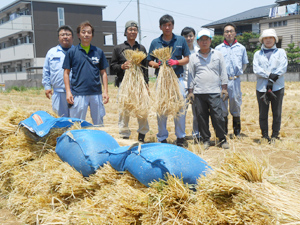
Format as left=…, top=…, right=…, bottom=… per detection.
left=236, top=32, right=260, bottom=52
left=285, top=43, right=300, bottom=65
left=211, top=35, right=224, bottom=48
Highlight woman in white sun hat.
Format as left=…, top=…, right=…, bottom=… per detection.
left=253, top=28, right=287, bottom=143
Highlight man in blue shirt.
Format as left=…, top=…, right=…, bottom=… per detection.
left=215, top=23, right=249, bottom=138
left=42, top=25, right=74, bottom=117
left=148, top=14, right=190, bottom=147
left=63, top=21, right=109, bottom=125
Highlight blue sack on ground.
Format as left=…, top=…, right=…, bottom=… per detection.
left=123, top=143, right=212, bottom=187
left=19, top=111, right=92, bottom=138
left=107, top=143, right=139, bottom=171
left=55, top=129, right=120, bottom=177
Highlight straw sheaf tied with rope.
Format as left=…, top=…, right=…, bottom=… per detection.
left=117, top=49, right=150, bottom=119
left=151, top=46, right=186, bottom=118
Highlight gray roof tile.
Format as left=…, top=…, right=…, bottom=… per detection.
left=203, top=4, right=277, bottom=27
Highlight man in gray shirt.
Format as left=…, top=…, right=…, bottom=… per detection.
left=188, top=29, right=229, bottom=150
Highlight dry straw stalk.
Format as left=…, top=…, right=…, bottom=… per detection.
left=151, top=47, right=186, bottom=118
left=117, top=49, right=150, bottom=119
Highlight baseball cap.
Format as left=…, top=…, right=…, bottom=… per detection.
left=124, top=20, right=138, bottom=36
left=197, top=29, right=212, bottom=40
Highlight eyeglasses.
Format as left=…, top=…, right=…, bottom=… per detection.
left=224, top=30, right=235, bottom=34
left=127, top=28, right=138, bottom=33
left=59, top=33, right=72, bottom=37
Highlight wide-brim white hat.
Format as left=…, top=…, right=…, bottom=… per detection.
left=259, top=28, right=278, bottom=43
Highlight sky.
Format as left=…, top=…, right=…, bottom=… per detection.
left=0, top=0, right=276, bottom=50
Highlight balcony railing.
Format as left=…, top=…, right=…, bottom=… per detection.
left=0, top=43, right=34, bottom=63
left=0, top=15, right=32, bottom=39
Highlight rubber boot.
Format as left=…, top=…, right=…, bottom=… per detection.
left=224, top=117, right=228, bottom=135
left=138, top=133, right=145, bottom=143
left=233, top=116, right=241, bottom=138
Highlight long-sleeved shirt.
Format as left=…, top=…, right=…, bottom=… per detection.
left=188, top=48, right=228, bottom=94
left=182, top=44, right=200, bottom=89
left=110, top=41, right=148, bottom=87
left=253, top=46, right=287, bottom=92
left=42, top=45, right=73, bottom=92
left=215, top=41, right=248, bottom=77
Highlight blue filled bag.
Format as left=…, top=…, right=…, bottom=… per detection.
left=55, top=129, right=120, bottom=177
left=19, top=111, right=92, bottom=138
left=123, top=143, right=212, bottom=187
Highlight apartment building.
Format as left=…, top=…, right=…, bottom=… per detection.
left=0, top=0, right=117, bottom=83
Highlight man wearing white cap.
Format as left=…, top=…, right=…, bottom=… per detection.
left=110, top=20, right=149, bottom=142
left=253, top=28, right=287, bottom=143
left=215, top=23, right=249, bottom=138
left=188, top=29, right=229, bottom=150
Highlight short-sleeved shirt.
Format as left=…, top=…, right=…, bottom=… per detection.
left=63, top=44, right=109, bottom=96
left=147, top=33, right=190, bottom=76
left=215, top=42, right=248, bottom=78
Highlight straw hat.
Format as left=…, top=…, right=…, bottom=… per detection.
left=259, top=29, right=278, bottom=43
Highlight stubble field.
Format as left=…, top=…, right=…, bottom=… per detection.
left=0, top=81, right=300, bottom=224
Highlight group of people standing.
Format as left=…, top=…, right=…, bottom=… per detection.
left=42, top=15, right=287, bottom=150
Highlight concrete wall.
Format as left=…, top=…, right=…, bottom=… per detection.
left=3, top=72, right=300, bottom=91
left=241, top=73, right=300, bottom=82
left=5, top=78, right=42, bottom=90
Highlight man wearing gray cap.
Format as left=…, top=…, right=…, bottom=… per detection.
left=188, top=29, right=229, bottom=150
left=110, top=20, right=149, bottom=143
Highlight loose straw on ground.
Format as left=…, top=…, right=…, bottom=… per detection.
left=117, top=49, right=150, bottom=119
left=150, top=47, right=185, bottom=118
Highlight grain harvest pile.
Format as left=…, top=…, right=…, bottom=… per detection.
left=1, top=82, right=300, bottom=224
left=118, top=49, right=150, bottom=119
left=151, top=47, right=185, bottom=117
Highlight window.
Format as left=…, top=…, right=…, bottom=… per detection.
left=274, top=22, right=278, bottom=27
left=283, top=20, right=287, bottom=26
left=104, top=33, right=114, bottom=46
left=269, top=23, right=273, bottom=28
left=57, top=7, right=65, bottom=27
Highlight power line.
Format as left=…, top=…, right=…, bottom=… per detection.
left=114, top=0, right=133, bottom=21
left=139, top=3, right=214, bottom=22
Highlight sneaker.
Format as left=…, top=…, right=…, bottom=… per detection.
left=203, top=141, right=210, bottom=150
left=270, top=136, right=280, bottom=144
left=193, top=136, right=203, bottom=144
left=262, top=135, right=271, bottom=144
left=138, top=133, right=145, bottom=143
left=221, top=141, right=230, bottom=149
left=122, top=137, right=129, bottom=140
left=161, top=139, right=167, bottom=143
left=177, top=138, right=185, bottom=147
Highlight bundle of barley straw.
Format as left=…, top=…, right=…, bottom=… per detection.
left=117, top=49, right=150, bottom=119
left=151, top=47, right=185, bottom=118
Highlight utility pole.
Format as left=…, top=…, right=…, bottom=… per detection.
left=137, top=0, right=141, bottom=43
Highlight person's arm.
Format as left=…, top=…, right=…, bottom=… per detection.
left=271, top=49, right=288, bottom=76
left=42, top=51, right=53, bottom=99
left=101, top=69, right=109, bottom=104
left=63, top=69, right=73, bottom=104
left=253, top=51, right=269, bottom=79
left=178, top=55, right=189, bottom=66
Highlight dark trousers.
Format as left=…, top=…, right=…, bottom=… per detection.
left=193, top=94, right=226, bottom=142
left=256, top=88, right=284, bottom=136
